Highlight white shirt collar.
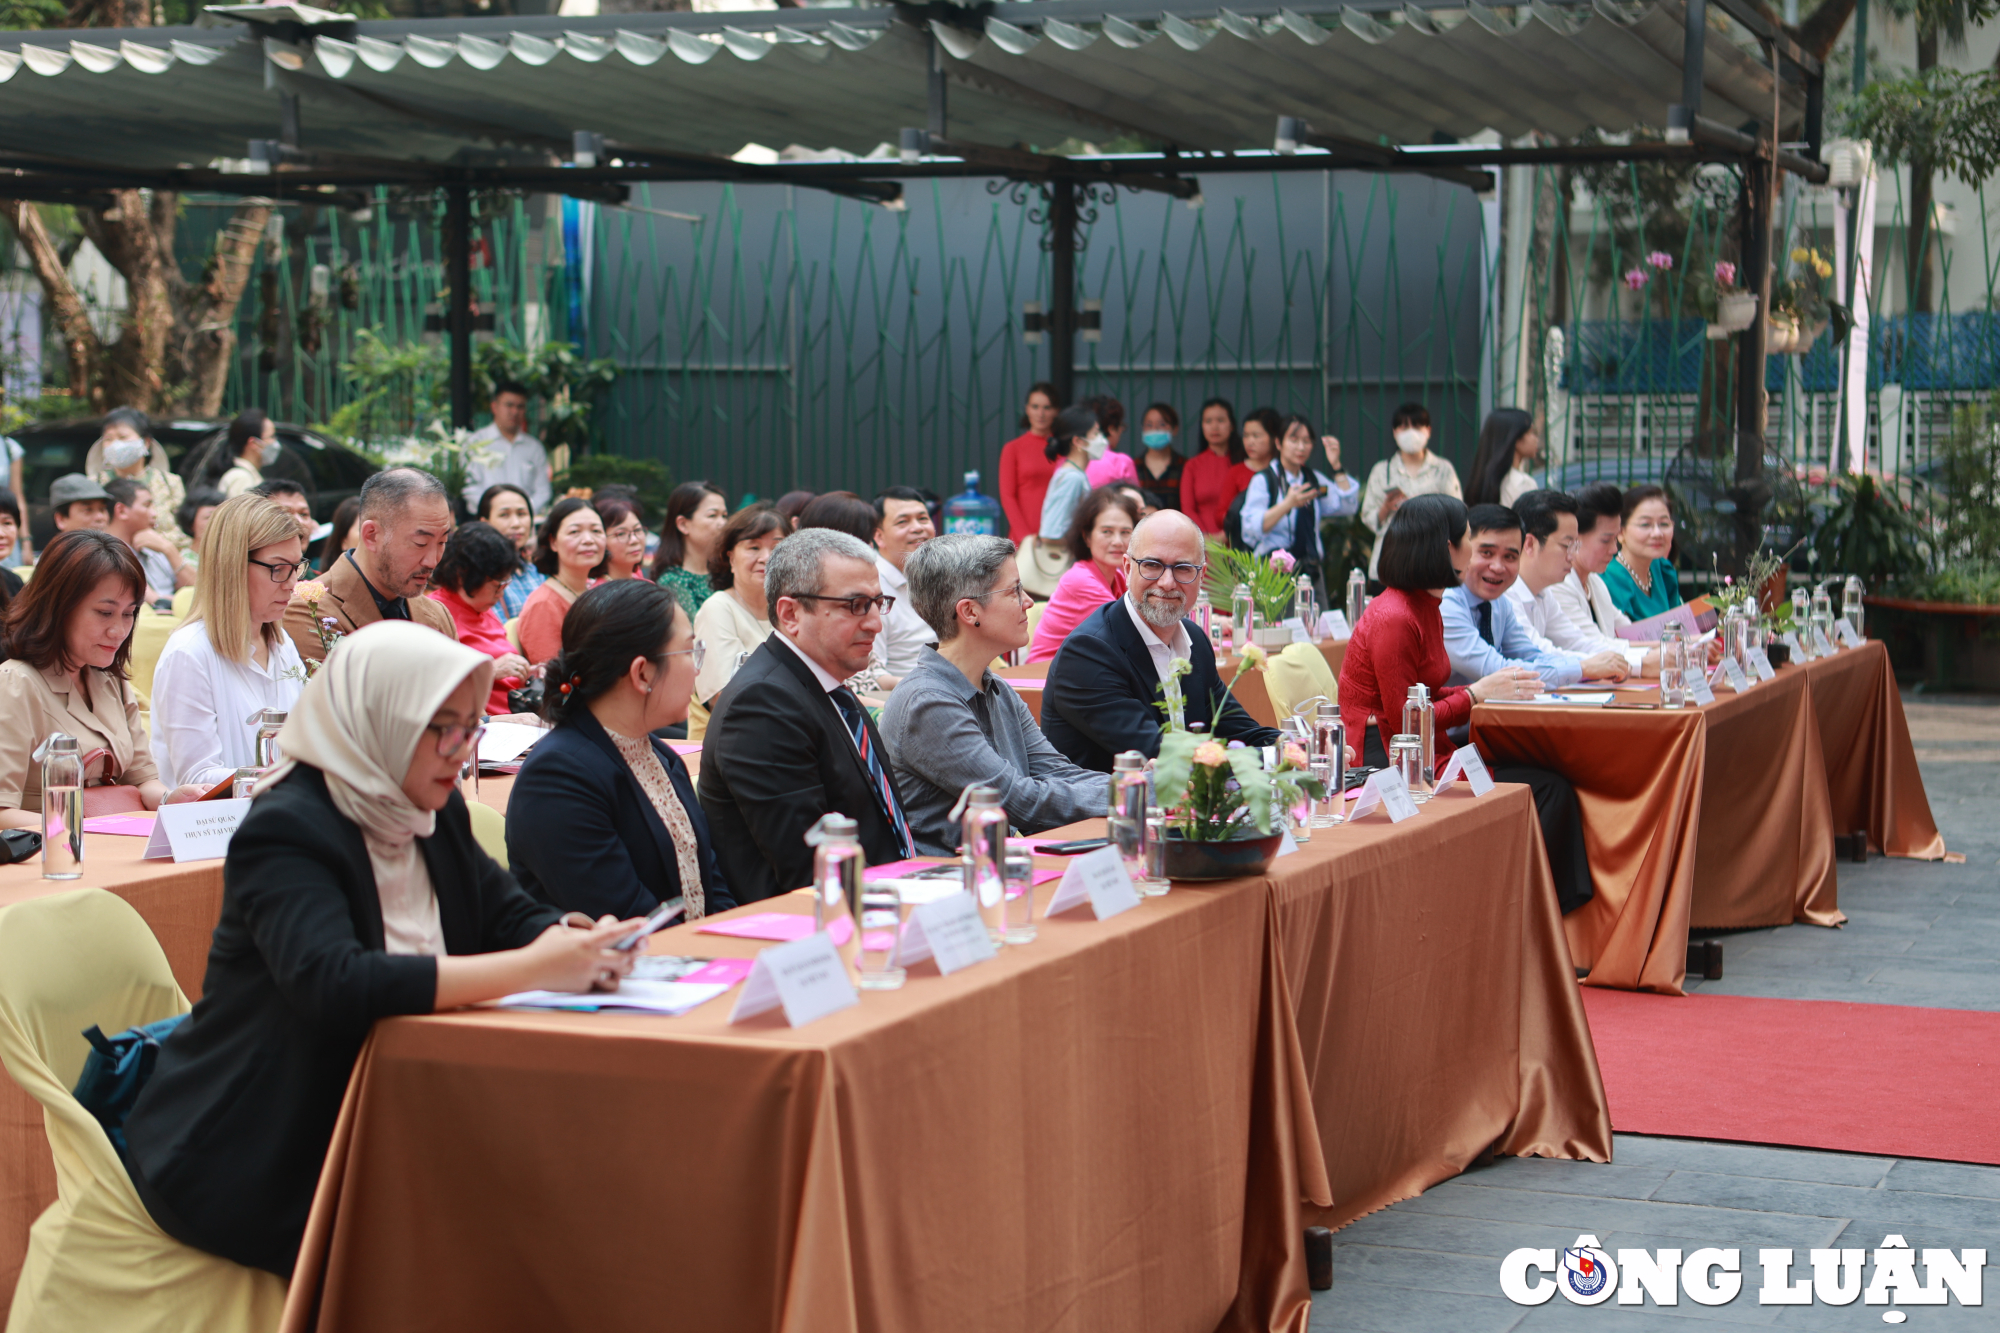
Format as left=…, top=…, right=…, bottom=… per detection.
left=1121, top=592, right=1192, bottom=679
left=772, top=626, right=846, bottom=694
left=875, top=552, right=907, bottom=591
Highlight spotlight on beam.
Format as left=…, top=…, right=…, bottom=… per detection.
left=572, top=131, right=605, bottom=169
left=1275, top=116, right=1307, bottom=156
left=900, top=128, right=931, bottom=165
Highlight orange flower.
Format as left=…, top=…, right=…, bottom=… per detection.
left=1193, top=741, right=1229, bottom=768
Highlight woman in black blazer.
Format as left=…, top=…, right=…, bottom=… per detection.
left=508, top=580, right=734, bottom=921
left=123, top=622, right=642, bottom=1277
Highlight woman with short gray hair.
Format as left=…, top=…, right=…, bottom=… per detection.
left=879, top=534, right=1109, bottom=855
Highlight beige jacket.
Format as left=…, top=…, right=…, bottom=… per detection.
left=282, top=550, right=456, bottom=667
left=0, top=660, right=159, bottom=813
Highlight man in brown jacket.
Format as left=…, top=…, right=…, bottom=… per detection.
left=285, top=467, right=457, bottom=664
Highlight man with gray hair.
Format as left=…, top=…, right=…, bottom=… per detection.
left=700, top=527, right=918, bottom=902
left=283, top=466, right=456, bottom=664
left=879, top=534, right=1109, bottom=854
left=1042, top=508, right=1279, bottom=770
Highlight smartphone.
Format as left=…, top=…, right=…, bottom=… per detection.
left=1033, top=838, right=1111, bottom=855
left=612, top=896, right=686, bottom=952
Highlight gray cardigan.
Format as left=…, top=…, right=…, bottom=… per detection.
left=878, top=647, right=1111, bottom=855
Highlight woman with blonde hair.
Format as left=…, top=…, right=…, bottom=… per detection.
left=150, top=494, right=309, bottom=788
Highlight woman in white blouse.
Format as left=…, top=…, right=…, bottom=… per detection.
left=151, top=495, right=308, bottom=788
left=691, top=503, right=785, bottom=706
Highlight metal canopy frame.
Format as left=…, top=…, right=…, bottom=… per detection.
left=0, top=0, right=1827, bottom=531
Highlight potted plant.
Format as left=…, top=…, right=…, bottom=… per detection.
left=1770, top=248, right=1836, bottom=355
left=1714, top=539, right=1804, bottom=666
left=1205, top=542, right=1309, bottom=648
left=1150, top=656, right=1325, bottom=879
left=1699, top=260, right=1758, bottom=338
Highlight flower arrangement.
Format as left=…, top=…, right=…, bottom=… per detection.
left=1204, top=541, right=1306, bottom=625
left=294, top=580, right=345, bottom=676
left=1772, top=247, right=1835, bottom=328
left=368, top=420, right=507, bottom=506
left=1150, top=652, right=1323, bottom=841
left=1622, top=250, right=1674, bottom=291
left=1710, top=538, right=1804, bottom=628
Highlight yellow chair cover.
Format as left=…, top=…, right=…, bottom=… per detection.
left=127, top=609, right=179, bottom=709
left=0, top=889, right=286, bottom=1333
left=503, top=617, right=521, bottom=652
left=686, top=696, right=710, bottom=744
left=466, top=799, right=508, bottom=869
left=1265, top=642, right=1339, bottom=727
left=169, top=586, right=195, bottom=622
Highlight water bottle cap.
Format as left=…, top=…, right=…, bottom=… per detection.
left=1233, top=582, right=1250, bottom=594
left=948, top=783, right=1002, bottom=821
left=1112, top=750, right=1146, bottom=771
left=246, top=708, right=288, bottom=727
left=804, top=812, right=859, bottom=845
left=1390, top=733, right=1420, bottom=747
left=34, top=732, right=78, bottom=761
left=1316, top=701, right=1338, bottom=718
left=962, top=470, right=980, bottom=488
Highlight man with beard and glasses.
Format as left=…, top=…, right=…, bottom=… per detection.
left=1041, top=509, right=1282, bottom=771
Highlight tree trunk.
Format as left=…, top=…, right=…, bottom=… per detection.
left=1908, top=29, right=1938, bottom=315
left=2, top=200, right=105, bottom=411
left=80, top=189, right=175, bottom=410
left=175, top=200, right=270, bottom=416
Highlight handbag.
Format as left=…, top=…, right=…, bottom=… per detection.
left=1016, top=535, right=1073, bottom=600
left=0, top=828, right=40, bottom=865
left=507, top=677, right=546, bottom=716
left=73, top=1013, right=189, bottom=1160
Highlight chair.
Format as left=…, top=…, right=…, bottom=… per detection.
left=169, top=586, right=195, bottom=622
left=0, top=889, right=286, bottom=1333
left=466, top=799, right=508, bottom=869
left=686, top=696, right=710, bottom=743
left=1266, top=641, right=1339, bottom=727
left=503, top=617, right=521, bottom=652
left=126, top=609, right=179, bottom=710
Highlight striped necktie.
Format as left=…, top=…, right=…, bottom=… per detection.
left=830, top=687, right=915, bottom=858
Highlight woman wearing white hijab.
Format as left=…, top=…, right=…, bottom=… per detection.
left=122, top=621, right=642, bottom=1278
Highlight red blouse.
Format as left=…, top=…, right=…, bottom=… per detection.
left=428, top=586, right=521, bottom=715
left=1337, top=586, right=1472, bottom=765
left=1180, top=449, right=1247, bottom=536
left=998, top=432, right=1056, bottom=539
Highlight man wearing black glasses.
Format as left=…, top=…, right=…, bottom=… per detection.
left=1042, top=509, right=1278, bottom=771
left=700, top=527, right=919, bottom=902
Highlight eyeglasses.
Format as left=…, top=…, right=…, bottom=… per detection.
left=793, top=592, right=896, bottom=617
left=423, top=719, right=487, bottom=758
left=975, top=581, right=1031, bottom=606
left=247, top=556, right=309, bottom=583
left=666, top=640, right=708, bottom=671
left=1131, top=558, right=1205, bottom=585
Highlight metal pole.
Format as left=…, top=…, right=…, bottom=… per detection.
left=1048, top=178, right=1077, bottom=406
left=927, top=31, right=947, bottom=144
left=1681, top=0, right=1708, bottom=118
left=1734, top=149, right=1773, bottom=564
left=445, top=183, right=473, bottom=431
left=1852, top=0, right=1868, bottom=93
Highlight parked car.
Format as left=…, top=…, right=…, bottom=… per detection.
left=1551, top=443, right=1814, bottom=572
left=9, top=416, right=375, bottom=548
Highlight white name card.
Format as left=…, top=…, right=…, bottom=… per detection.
left=1434, top=746, right=1495, bottom=796
left=1720, top=658, right=1750, bottom=693
left=1275, top=828, right=1300, bottom=858
left=728, top=930, right=860, bottom=1027
left=1348, top=768, right=1419, bottom=823
left=144, top=798, right=251, bottom=863
left=1282, top=616, right=1309, bottom=644
left=1688, top=676, right=1717, bottom=706
left=894, top=890, right=996, bottom=975
left=1837, top=618, right=1864, bottom=648
left=1811, top=627, right=1837, bottom=657
left=1043, top=844, right=1141, bottom=920
left=1747, top=648, right=1777, bottom=681
left=1319, top=610, right=1352, bottom=641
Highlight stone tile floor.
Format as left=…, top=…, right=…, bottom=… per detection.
left=1311, top=699, right=2000, bottom=1331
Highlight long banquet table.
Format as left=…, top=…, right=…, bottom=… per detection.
left=1470, top=640, right=1940, bottom=996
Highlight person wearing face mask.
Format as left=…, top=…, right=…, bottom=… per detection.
left=507, top=581, right=735, bottom=923
left=216, top=410, right=281, bottom=500
left=1038, top=404, right=1107, bottom=547
left=91, top=407, right=191, bottom=556
left=1360, top=402, right=1462, bottom=579
left=1131, top=403, right=1185, bottom=514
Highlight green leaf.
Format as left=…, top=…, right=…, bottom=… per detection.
left=1154, top=732, right=1197, bottom=808
left=1228, top=747, right=1273, bottom=834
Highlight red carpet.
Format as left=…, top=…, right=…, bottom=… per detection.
left=1579, top=989, right=2000, bottom=1165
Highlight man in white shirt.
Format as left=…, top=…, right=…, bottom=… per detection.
left=460, top=381, right=551, bottom=513
left=871, top=486, right=938, bottom=683
left=104, top=476, right=194, bottom=601
left=1503, top=489, right=1650, bottom=673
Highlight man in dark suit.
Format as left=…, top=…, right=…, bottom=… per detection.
left=700, top=527, right=918, bottom=902
left=1042, top=509, right=1280, bottom=771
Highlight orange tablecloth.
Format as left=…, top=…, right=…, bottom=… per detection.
left=285, top=864, right=1329, bottom=1333
left=0, top=835, right=226, bottom=1308
left=999, top=641, right=1347, bottom=728
left=1798, top=642, right=1947, bottom=859
left=1266, top=785, right=1611, bottom=1228
left=1473, top=667, right=1841, bottom=996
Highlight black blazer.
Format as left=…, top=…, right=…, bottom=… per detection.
left=698, top=636, right=908, bottom=903
left=507, top=708, right=735, bottom=920
left=1041, top=599, right=1279, bottom=771
left=124, top=765, right=559, bottom=1277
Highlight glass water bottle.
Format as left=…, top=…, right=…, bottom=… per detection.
left=250, top=707, right=287, bottom=768
left=1294, top=576, right=1318, bottom=640
left=1230, top=582, right=1255, bottom=653
left=1109, top=751, right=1166, bottom=895
left=1401, top=684, right=1434, bottom=801
left=1842, top=575, right=1865, bottom=641
left=1311, top=701, right=1345, bottom=827
left=953, top=784, right=1009, bottom=945
left=1810, top=585, right=1835, bottom=650
left=1791, top=587, right=1814, bottom=659
left=1659, top=623, right=1689, bottom=706
left=1390, top=733, right=1426, bottom=803
left=1192, top=587, right=1214, bottom=646
left=805, top=812, right=863, bottom=938
left=1345, top=568, right=1367, bottom=633
left=38, top=733, right=83, bottom=881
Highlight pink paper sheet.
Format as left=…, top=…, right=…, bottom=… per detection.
left=82, top=813, right=156, bottom=836
left=667, top=742, right=702, bottom=756
left=680, top=958, right=753, bottom=987
left=696, top=912, right=852, bottom=946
